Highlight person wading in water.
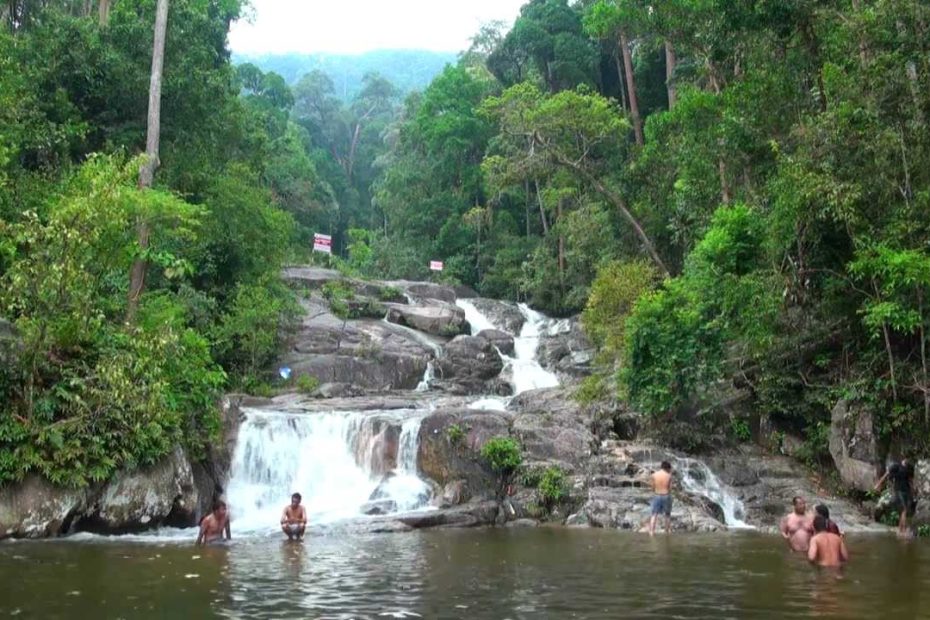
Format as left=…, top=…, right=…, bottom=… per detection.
left=780, top=496, right=813, bottom=552
left=808, top=515, right=849, bottom=567
left=648, top=461, right=673, bottom=536
left=875, top=458, right=916, bottom=537
left=196, top=500, right=231, bottom=545
left=281, top=492, right=308, bottom=541
left=815, top=504, right=842, bottom=536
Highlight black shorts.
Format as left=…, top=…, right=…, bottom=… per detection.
left=892, top=489, right=917, bottom=516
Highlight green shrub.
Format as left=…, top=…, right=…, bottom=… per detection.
left=538, top=466, right=567, bottom=507
left=519, top=465, right=545, bottom=487
left=378, top=285, right=404, bottom=302
left=446, top=423, right=465, bottom=446
left=296, top=374, right=320, bottom=394
left=480, top=436, right=523, bottom=474
left=730, top=417, right=752, bottom=442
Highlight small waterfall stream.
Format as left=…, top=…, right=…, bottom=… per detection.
left=675, top=458, right=753, bottom=529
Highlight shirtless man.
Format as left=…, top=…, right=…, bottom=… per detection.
left=780, top=496, right=813, bottom=552
left=648, top=461, right=673, bottom=536
left=196, top=500, right=231, bottom=545
left=281, top=492, right=307, bottom=541
left=808, top=515, right=849, bottom=567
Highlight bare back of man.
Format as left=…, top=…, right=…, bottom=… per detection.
left=648, top=462, right=674, bottom=536
left=808, top=532, right=848, bottom=567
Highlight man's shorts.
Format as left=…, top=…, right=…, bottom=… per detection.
left=892, top=490, right=917, bottom=516
left=651, top=494, right=672, bottom=516
left=284, top=523, right=304, bottom=534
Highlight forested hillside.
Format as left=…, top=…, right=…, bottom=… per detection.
left=233, top=50, right=457, bottom=98
left=2, top=0, right=930, bottom=487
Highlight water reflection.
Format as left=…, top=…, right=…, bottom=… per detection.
left=2, top=529, right=930, bottom=619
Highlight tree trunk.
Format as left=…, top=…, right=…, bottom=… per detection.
left=619, top=30, right=643, bottom=146
left=665, top=40, right=677, bottom=109
left=524, top=180, right=531, bottom=237
left=534, top=179, right=549, bottom=235
left=718, top=156, right=731, bottom=205
left=919, top=289, right=929, bottom=424
left=98, top=0, right=111, bottom=26
left=127, top=0, right=169, bottom=324
left=850, top=0, right=870, bottom=67
left=553, top=153, right=668, bottom=276
left=613, top=47, right=629, bottom=113
left=882, top=323, right=898, bottom=402
left=556, top=196, right=565, bottom=287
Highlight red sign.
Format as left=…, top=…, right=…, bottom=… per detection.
left=429, top=260, right=444, bottom=271
left=313, top=233, right=332, bottom=254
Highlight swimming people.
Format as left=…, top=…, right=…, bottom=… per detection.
left=281, top=492, right=308, bottom=541
left=196, top=500, right=231, bottom=545
left=780, top=496, right=813, bottom=552
left=815, top=504, right=842, bottom=536
left=808, top=515, right=848, bottom=567
left=648, top=461, right=673, bottom=536
left=874, top=458, right=916, bottom=537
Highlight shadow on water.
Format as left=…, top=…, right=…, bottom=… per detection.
left=1, top=529, right=929, bottom=619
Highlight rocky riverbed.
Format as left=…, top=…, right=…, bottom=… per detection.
left=0, top=267, right=900, bottom=539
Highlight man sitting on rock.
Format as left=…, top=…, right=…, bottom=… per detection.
left=648, top=461, right=673, bottom=536
left=875, top=458, right=916, bottom=537
left=281, top=492, right=308, bottom=541
left=780, top=496, right=813, bottom=552
left=808, top=515, right=848, bottom=567
left=196, top=500, right=231, bottom=545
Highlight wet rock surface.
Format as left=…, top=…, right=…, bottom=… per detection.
left=536, top=316, right=594, bottom=378
left=434, top=335, right=508, bottom=395
left=828, top=399, right=881, bottom=493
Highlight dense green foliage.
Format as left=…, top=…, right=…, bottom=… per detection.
left=4, top=0, right=930, bottom=485
left=0, top=0, right=329, bottom=485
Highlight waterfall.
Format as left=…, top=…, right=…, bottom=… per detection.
left=455, top=299, right=559, bottom=395
left=675, top=457, right=753, bottom=529
left=226, top=408, right=431, bottom=534
left=415, top=361, right=435, bottom=392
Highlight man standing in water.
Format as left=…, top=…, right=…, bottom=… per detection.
left=196, top=500, right=231, bottom=545
left=808, top=515, right=849, bottom=567
left=875, top=458, right=916, bottom=537
left=780, top=496, right=813, bottom=551
left=281, top=492, right=308, bottom=541
left=648, top=461, right=673, bottom=536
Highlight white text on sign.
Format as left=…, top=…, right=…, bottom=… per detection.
left=429, top=260, right=444, bottom=271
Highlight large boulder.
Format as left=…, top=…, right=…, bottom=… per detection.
left=349, top=415, right=402, bottom=476
left=509, top=388, right=597, bottom=468
left=282, top=297, right=433, bottom=390
left=536, top=317, right=594, bottom=378
left=912, top=460, right=930, bottom=526
left=403, top=282, right=457, bottom=305
left=416, top=407, right=513, bottom=499
left=0, top=476, right=91, bottom=539
left=829, top=399, right=880, bottom=492
left=477, top=329, right=515, bottom=356
left=435, top=335, right=507, bottom=395
left=468, top=298, right=525, bottom=335
left=386, top=302, right=468, bottom=338
left=76, top=447, right=201, bottom=533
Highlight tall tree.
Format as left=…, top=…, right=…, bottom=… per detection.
left=127, top=0, right=168, bottom=322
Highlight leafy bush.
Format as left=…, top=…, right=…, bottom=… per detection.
left=538, top=466, right=568, bottom=508
left=481, top=436, right=522, bottom=473
left=446, top=423, right=465, bottom=446
left=296, top=374, right=320, bottom=394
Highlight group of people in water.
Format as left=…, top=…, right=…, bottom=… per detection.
left=196, top=492, right=307, bottom=545
left=648, top=457, right=919, bottom=567
left=197, top=458, right=917, bottom=551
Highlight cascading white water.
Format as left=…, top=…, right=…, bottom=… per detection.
left=226, top=408, right=431, bottom=534
left=675, top=458, right=753, bottom=529
left=415, top=361, right=435, bottom=392
left=455, top=299, right=559, bottom=395
left=375, top=417, right=432, bottom=511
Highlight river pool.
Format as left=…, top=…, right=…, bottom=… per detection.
left=1, top=528, right=927, bottom=619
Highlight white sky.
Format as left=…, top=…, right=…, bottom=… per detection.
left=229, top=0, right=526, bottom=55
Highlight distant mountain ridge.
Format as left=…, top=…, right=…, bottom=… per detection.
left=233, top=49, right=458, bottom=100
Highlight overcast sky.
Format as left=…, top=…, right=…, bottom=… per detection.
left=229, top=0, right=527, bottom=55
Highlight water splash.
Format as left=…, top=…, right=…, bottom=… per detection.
left=415, top=361, right=435, bottom=393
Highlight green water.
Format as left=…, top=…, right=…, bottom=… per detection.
left=1, top=529, right=927, bottom=619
